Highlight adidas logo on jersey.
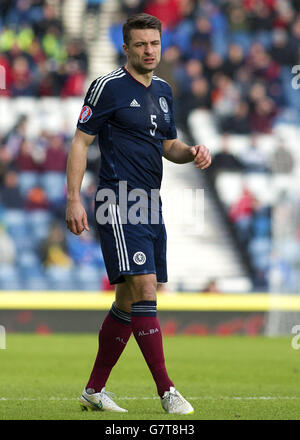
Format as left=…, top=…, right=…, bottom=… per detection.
left=130, top=99, right=141, bottom=107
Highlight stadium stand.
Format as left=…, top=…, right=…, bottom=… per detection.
left=1, top=0, right=300, bottom=292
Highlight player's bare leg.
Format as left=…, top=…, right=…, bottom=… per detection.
left=115, top=281, right=134, bottom=313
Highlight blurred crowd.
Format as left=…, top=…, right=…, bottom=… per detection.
left=0, top=114, right=107, bottom=290
left=114, top=0, right=300, bottom=130
left=1, top=0, right=300, bottom=291
left=0, top=0, right=88, bottom=97
left=113, top=0, right=300, bottom=290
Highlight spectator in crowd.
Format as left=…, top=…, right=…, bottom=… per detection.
left=220, top=100, right=252, bottom=134
left=24, top=186, right=50, bottom=211
left=207, top=133, right=244, bottom=180
left=0, top=0, right=88, bottom=98
left=66, top=39, right=88, bottom=73
left=67, top=229, right=104, bottom=267
left=270, top=28, right=295, bottom=66
left=0, top=144, right=13, bottom=183
left=222, top=43, right=245, bottom=79
left=144, top=0, right=182, bottom=30
left=177, top=76, right=211, bottom=128
left=60, top=60, right=86, bottom=98
left=211, top=73, right=240, bottom=122
left=4, top=116, right=27, bottom=161
left=290, top=14, right=300, bottom=63
left=229, top=186, right=257, bottom=244
left=201, top=278, right=220, bottom=293
left=240, top=134, right=269, bottom=172
left=15, top=138, right=41, bottom=172
left=39, top=222, right=72, bottom=268
left=250, top=96, right=277, bottom=133
left=41, top=134, right=67, bottom=172
left=187, top=16, right=212, bottom=60
left=0, top=169, right=24, bottom=209
left=174, top=58, right=204, bottom=93
left=154, top=45, right=181, bottom=96
left=203, top=50, right=224, bottom=82
left=15, top=138, right=42, bottom=198
left=35, top=2, right=63, bottom=38
left=247, top=81, right=267, bottom=113
left=120, top=0, right=147, bottom=16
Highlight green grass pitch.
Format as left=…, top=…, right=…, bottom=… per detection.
left=0, top=333, right=299, bottom=420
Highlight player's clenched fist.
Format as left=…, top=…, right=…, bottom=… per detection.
left=190, top=145, right=211, bottom=170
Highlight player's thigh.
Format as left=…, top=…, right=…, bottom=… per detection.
left=153, top=223, right=167, bottom=284
left=95, top=201, right=158, bottom=284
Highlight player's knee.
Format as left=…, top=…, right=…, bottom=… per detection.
left=126, top=275, right=157, bottom=303
left=139, top=284, right=156, bottom=302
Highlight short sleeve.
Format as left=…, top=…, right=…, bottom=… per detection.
left=165, top=89, right=177, bottom=140
left=77, top=78, right=115, bottom=135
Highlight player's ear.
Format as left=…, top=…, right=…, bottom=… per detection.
left=122, top=43, right=129, bottom=56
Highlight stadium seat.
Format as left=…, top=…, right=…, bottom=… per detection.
left=227, top=135, right=250, bottom=156
left=243, top=173, right=274, bottom=204
left=26, top=210, right=53, bottom=242
left=13, top=97, right=37, bottom=119
left=0, top=264, right=22, bottom=290
left=75, top=264, right=106, bottom=291
left=63, top=98, right=82, bottom=135
left=18, top=172, right=40, bottom=197
left=45, top=266, right=77, bottom=291
left=3, top=209, right=31, bottom=245
left=215, top=172, right=243, bottom=206
left=248, top=237, right=271, bottom=271
left=0, top=97, right=16, bottom=132
left=24, top=276, right=50, bottom=291
left=40, top=172, right=66, bottom=203
left=38, top=98, right=65, bottom=133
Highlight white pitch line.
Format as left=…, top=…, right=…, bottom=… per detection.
left=0, top=396, right=299, bottom=401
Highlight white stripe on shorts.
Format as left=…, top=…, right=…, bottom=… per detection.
left=109, top=203, right=122, bottom=272
left=109, top=204, right=130, bottom=272
left=116, top=204, right=130, bottom=271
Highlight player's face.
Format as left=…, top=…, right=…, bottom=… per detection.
left=123, top=28, right=161, bottom=74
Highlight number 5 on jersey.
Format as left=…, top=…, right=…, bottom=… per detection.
left=150, top=114, right=157, bottom=136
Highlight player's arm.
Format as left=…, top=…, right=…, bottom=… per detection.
left=163, top=138, right=211, bottom=169
left=65, top=128, right=95, bottom=235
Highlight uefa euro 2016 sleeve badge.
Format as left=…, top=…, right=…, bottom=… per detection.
left=79, top=105, right=93, bottom=123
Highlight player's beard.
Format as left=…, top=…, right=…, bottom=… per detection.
left=131, top=56, right=160, bottom=75
left=134, top=65, right=155, bottom=74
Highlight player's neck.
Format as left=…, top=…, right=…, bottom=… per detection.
left=124, top=64, right=153, bottom=87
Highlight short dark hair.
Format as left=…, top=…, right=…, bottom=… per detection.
left=122, top=13, right=162, bottom=46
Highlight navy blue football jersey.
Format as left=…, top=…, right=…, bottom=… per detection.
left=77, top=66, right=177, bottom=195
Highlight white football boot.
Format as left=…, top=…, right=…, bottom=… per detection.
left=161, top=387, right=194, bottom=415
left=80, top=387, right=128, bottom=412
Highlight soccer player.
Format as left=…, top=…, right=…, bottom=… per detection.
left=65, top=13, right=211, bottom=414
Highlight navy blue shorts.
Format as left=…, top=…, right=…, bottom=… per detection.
left=94, top=200, right=167, bottom=285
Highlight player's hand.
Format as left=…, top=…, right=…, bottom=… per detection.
left=66, top=200, right=89, bottom=235
left=190, top=145, right=211, bottom=170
